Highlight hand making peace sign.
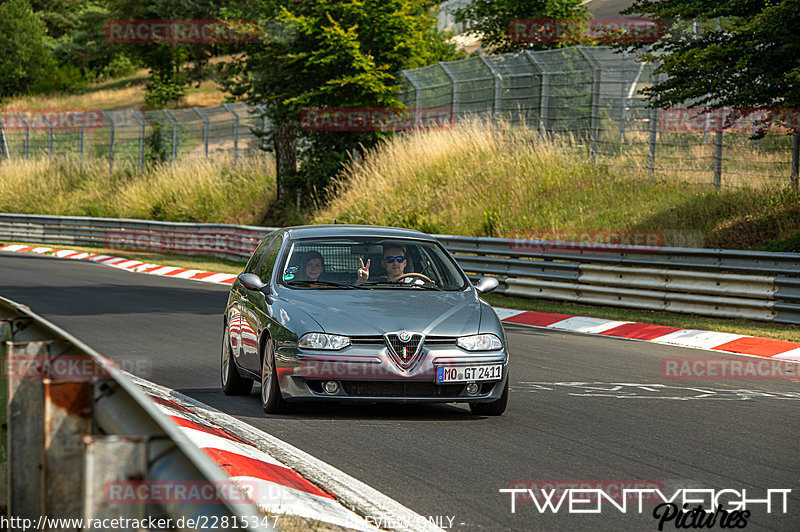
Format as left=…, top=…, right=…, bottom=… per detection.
left=357, top=258, right=370, bottom=282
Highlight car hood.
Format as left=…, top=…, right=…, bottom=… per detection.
left=277, top=288, right=482, bottom=336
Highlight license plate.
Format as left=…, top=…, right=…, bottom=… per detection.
left=435, top=364, right=502, bottom=383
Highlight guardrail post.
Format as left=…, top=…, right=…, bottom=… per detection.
left=791, top=130, right=799, bottom=192
left=132, top=110, right=146, bottom=172
left=44, top=376, right=93, bottom=520
left=223, top=103, right=240, bottom=165
left=713, top=130, right=723, bottom=187
left=17, top=114, right=30, bottom=159
left=194, top=107, right=210, bottom=158
left=83, top=436, right=149, bottom=522
left=7, top=341, right=46, bottom=521
left=164, top=109, right=179, bottom=162
left=0, top=319, right=11, bottom=512
left=101, top=111, right=115, bottom=172
left=41, top=113, right=54, bottom=161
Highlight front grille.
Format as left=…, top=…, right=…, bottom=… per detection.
left=341, top=381, right=464, bottom=397
left=385, top=332, right=423, bottom=367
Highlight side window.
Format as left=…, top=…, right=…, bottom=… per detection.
left=245, top=234, right=276, bottom=274
left=256, top=235, right=284, bottom=283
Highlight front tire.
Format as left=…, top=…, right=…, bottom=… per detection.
left=469, top=377, right=508, bottom=416
left=221, top=324, right=253, bottom=396
left=261, top=339, right=289, bottom=414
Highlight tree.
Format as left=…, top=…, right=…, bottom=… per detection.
left=619, top=0, right=800, bottom=109
left=221, top=0, right=458, bottom=197
left=112, top=0, right=227, bottom=107
left=453, top=0, right=588, bottom=53
left=0, top=0, right=56, bottom=98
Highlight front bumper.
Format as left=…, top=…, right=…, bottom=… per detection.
left=275, top=343, right=508, bottom=403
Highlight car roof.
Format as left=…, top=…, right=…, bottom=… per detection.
left=283, top=224, right=437, bottom=241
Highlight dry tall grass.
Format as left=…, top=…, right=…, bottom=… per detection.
left=0, top=156, right=275, bottom=225
left=2, top=71, right=229, bottom=112
left=315, top=118, right=800, bottom=250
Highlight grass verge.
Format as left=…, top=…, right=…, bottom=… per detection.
left=4, top=240, right=797, bottom=342
left=0, top=156, right=275, bottom=225
left=314, top=118, right=800, bottom=251
left=1, top=69, right=228, bottom=112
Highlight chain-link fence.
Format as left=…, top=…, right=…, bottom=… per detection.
left=0, top=102, right=270, bottom=171
left=2, top=45, right=798, bottom=188
left=398, top=45, right=800, bottom=188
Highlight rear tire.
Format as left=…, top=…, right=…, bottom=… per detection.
left=469, top=377, right=508, bottom=416
left=261, top=339, right=289, bottom=414
left=221, top=323, right=253, bottom=396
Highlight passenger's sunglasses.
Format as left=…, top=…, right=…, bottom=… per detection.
left=383, top=256, right=406, bottom=263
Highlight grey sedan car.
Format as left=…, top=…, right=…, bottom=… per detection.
left=220, top=225, right=509, bottom=415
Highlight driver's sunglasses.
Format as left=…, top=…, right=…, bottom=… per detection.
left=384, top=256, right=406, bottom=263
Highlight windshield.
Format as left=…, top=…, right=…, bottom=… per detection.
left=277, top=237, right=469, bottom=291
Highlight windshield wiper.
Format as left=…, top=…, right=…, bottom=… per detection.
left=359, top=281, right=442, bottom=290
left=286, top=280, right=363, bottom=289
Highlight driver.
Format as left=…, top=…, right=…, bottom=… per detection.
left=356, top=245, right=407, bottom=283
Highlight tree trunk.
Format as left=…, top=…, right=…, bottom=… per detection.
left=273, top=121, right=297, bottom=198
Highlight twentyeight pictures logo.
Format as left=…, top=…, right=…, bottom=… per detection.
left=500, top=485, right=791, bottom=530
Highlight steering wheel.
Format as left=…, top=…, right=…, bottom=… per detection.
left=395, top=272, right=435, bottom=285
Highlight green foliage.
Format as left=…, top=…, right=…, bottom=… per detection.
left=453, top=0, right=588, bottom=53
left=114, top=0, right=226, bottom=106
left=144, top=74, right=187, bottom=109
left=51, top=2, right=136, bottom=82
left=0, top=0, right=57, bottom=98
left=145, top=122, right=171, bottom=164
left=29, top=0, right=89, bottom=39
left=222, top=0, right=459, bottom=197
left=621, top=0, right=800, bottom=108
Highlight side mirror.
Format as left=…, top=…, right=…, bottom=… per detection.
left=238, top=273, right=267, bottom=291
left=474, top=276, right=499, bottom=294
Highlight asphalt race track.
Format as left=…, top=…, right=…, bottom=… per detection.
left=2, top=251, right=798, bottom=531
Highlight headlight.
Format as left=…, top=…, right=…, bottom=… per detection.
left=298, top=333, right=350, bottom=350
left=457, top=334, right=502, bottom=351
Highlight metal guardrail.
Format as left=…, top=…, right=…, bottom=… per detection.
left=0, top=213, right=275, bottom=261
left=1, top=213, right=798, bottom=324
left=0, top=296, right=269, bottom=530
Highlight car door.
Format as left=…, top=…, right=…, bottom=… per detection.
left=229, top=234, right=276, bottom=366
left=240, top=234, right=285, bottom=372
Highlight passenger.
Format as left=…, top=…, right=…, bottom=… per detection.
left=302, top=251, right=325, bottom=282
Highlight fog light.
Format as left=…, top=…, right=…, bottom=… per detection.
left=324, top=381, right=339, bottom=394
left=466, top=382, right=479, bottom=395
